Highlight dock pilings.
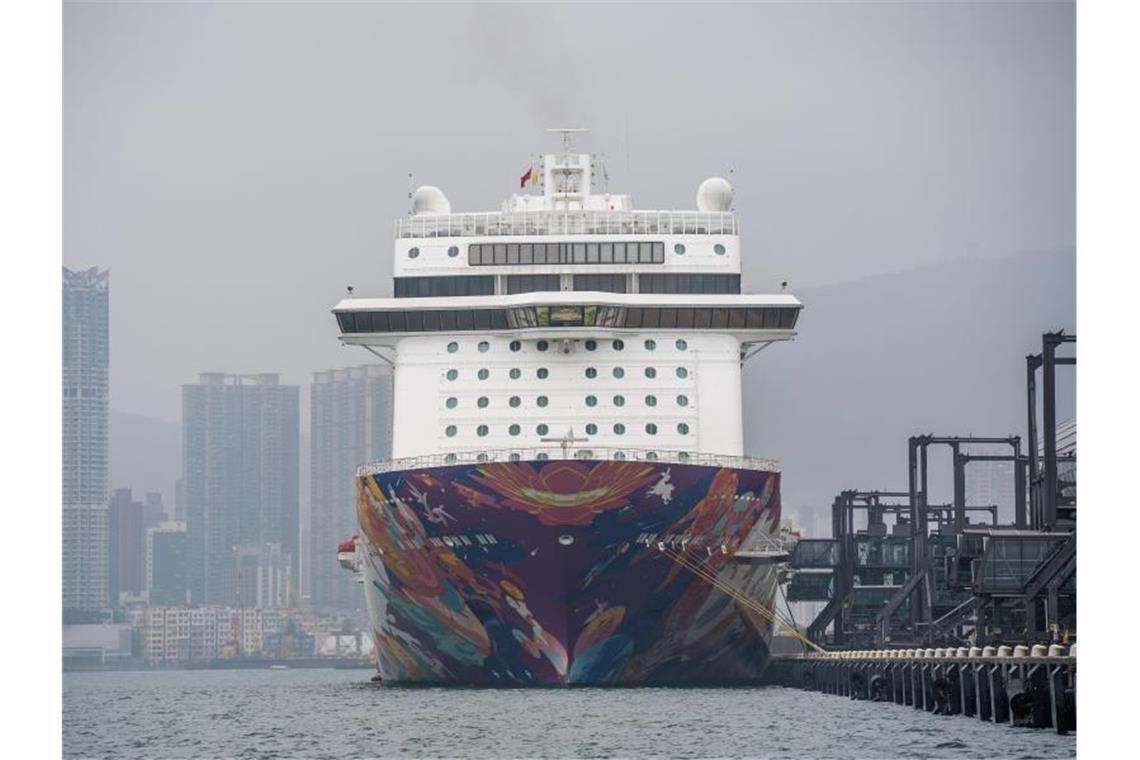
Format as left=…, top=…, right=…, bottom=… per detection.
left=765, top=644, right=1076, bottom=735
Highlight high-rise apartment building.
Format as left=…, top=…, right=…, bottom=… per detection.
left=309, top=365, right=393, bottom=611
left=109, top=488, right=145, bottom=606
left=147, top=521, right=188, bottom=606
left=63, top=266, right=110, bottom=619
left=182, top=373, right=299, bottom=607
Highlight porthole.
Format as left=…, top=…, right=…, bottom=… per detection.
left=477, top=425, right=489, bottom=437
left=585, top=340, right=597, bottom=351
left=537, top=452, right=550, bottom=461
left=613, top=395, right=625, bottom=407
left=477, top=397, right=489, bottom=408
left=478, top=341, right=490, bottom=353
left=509, top=396, right=521, bottom=408
left=676, top=339, right=688, bottom=351
left=646, top=451, right=658, bottom=460
left=645, top=395, right=657, bottom=407
left=676, top=367, right=689, bottom=379
left=445, top=425, right=457, bottom=437
left=678, top=451, right=690, bottom=461
left=677, top=422, right=690, bottom=435
left=585, top=423, right=598, bottom=435
left=644, top=367, right=657, bottom=379
left=448, top=246, right=460, bottom=258
left=447, top=341, right=459, bottom=353
left=674, top=244, right=685, bottom=255
left=612, top=339, right=625, bottom=351
left=445, top=453, right=457, bottom=464
left=645, top=423, right=658, bottom=435
left=677, top=394, right=689, bottom=407
left=536, top=424, right=549, bottom=435
left=446, top=369, right=458, bottom=381
left=510, top=340, right=521, bottom=352
left=509, top=452, right=522, bottom=462
left=613, top=367, right=625, bottom=379
left=714, top=243, right=726, bottom=255
left=613, top=423, right=626, bottom=435
left=614, top=451, right=626, bottom=460
left=477, top=453, right=489, bottom=463
left=478, top=369, right=490, bottom=380
left=446, top=397, right=458, bottom=409
left=408, top=247, right=420, bottom=259
left=644, top=339, right=656, bottom=351
left=537, top=340, right=549, bottom=352
left=537, top=396, right=549, bottom=408
left=537, top=368, right=549, bottom=379
left=509, top=368, right=521, bottom=380
left=509, top=424, right=521, bottom=436
left=585, top=367, right=597, bottom=379
left=585, top=395, right=598, bottom=407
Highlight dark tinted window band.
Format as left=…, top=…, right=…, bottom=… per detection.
left=506, top=274, right=562, bottom=294
left=573, top=274, right=628, bottom=293
left=638, top=273, right=741, bottom=294
left=394, top=276, right=495, bottom=298
left=469, top=241, right=665, bottom=266
left=336, top=305, right=799, bottom=334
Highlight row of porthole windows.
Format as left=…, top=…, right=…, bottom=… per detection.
left=448, top=394, right=690, bottom=409
left=446, top=367, right=689, bottom=381
left=584, top=366, right=689, bottom=379
left=445, top=422, right=691, bottom=437
left=409, top=246, right=461, bottom=259
left=672, top=244, right=726, bottom=256
left=446, top=451, right=692, bottom=463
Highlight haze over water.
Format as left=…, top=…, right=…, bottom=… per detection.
left=64, top=669, right=1075, bottom=759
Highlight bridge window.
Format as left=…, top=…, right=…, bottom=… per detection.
left=573, top=274, right=627, bottom=293
left=638, top=273, right=740, bottom=294
left=394, top=276, right=494, bottom=298
left=507, top=274, right=561, bottom=294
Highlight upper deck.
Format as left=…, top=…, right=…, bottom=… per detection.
left=396, top=209, right=737, bottom=239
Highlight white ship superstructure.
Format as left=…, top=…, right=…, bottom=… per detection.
left=335, top=132, right=800, bottom=466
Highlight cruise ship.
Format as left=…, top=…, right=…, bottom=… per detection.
left=333, top=131, right=802, bottom=685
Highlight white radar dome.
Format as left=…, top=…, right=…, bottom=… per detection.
left=696, top=177, right=733, bottom=212
left=411, top=185, right=451, bottom=215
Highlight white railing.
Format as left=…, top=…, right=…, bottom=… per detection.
left=357, top=447, right=778, bottom=477
left=395, top=210, right=737, bottom=239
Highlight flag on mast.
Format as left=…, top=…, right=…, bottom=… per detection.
left=519, top=166, right=538, bottom=188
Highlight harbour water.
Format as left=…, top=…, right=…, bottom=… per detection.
left=64, top=669, right=1076, bottom=759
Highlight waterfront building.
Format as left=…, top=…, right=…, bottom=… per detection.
left=63, top=266, right=111, bottom=619
left=308, top=365, right=393, bottom=611
left=182, top=373, right=300, bottom=606
left=109, top=488, right=145, bottom=607
left=147, top=521, right=188, bottom=606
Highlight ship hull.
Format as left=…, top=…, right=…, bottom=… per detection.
left=356, top=459, right=781, bottom=685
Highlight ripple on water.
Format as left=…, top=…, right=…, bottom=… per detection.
left=63, top=671, right=1077, bottom=760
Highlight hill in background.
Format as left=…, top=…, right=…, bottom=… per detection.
left=743, top=248, right=1075, bottom=531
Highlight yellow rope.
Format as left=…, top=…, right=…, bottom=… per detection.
left=656, top=543, right=827, bottom=655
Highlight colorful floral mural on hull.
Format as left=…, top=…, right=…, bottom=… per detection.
left=356, top=459, right=782, bottom=685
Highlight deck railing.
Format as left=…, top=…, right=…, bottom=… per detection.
left=357, top=447, right=777, bottom=477
left=395, top=210, right=737, bottom=239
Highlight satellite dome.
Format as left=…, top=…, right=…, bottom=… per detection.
left=411, top=185, right=451, bottom=215
left=696, top=177, right=733, bottom=212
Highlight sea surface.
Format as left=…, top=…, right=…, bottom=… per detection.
left=63, top=668, right=1076, bottom=759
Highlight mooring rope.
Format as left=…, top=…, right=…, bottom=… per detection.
left=656, top=542, right=827, bottom=655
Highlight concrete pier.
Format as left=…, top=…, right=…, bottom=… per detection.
left=765, top=645, right=1076, bottom=735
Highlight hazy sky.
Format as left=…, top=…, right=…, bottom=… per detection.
left=64, top=1, right=1075, bottom=423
